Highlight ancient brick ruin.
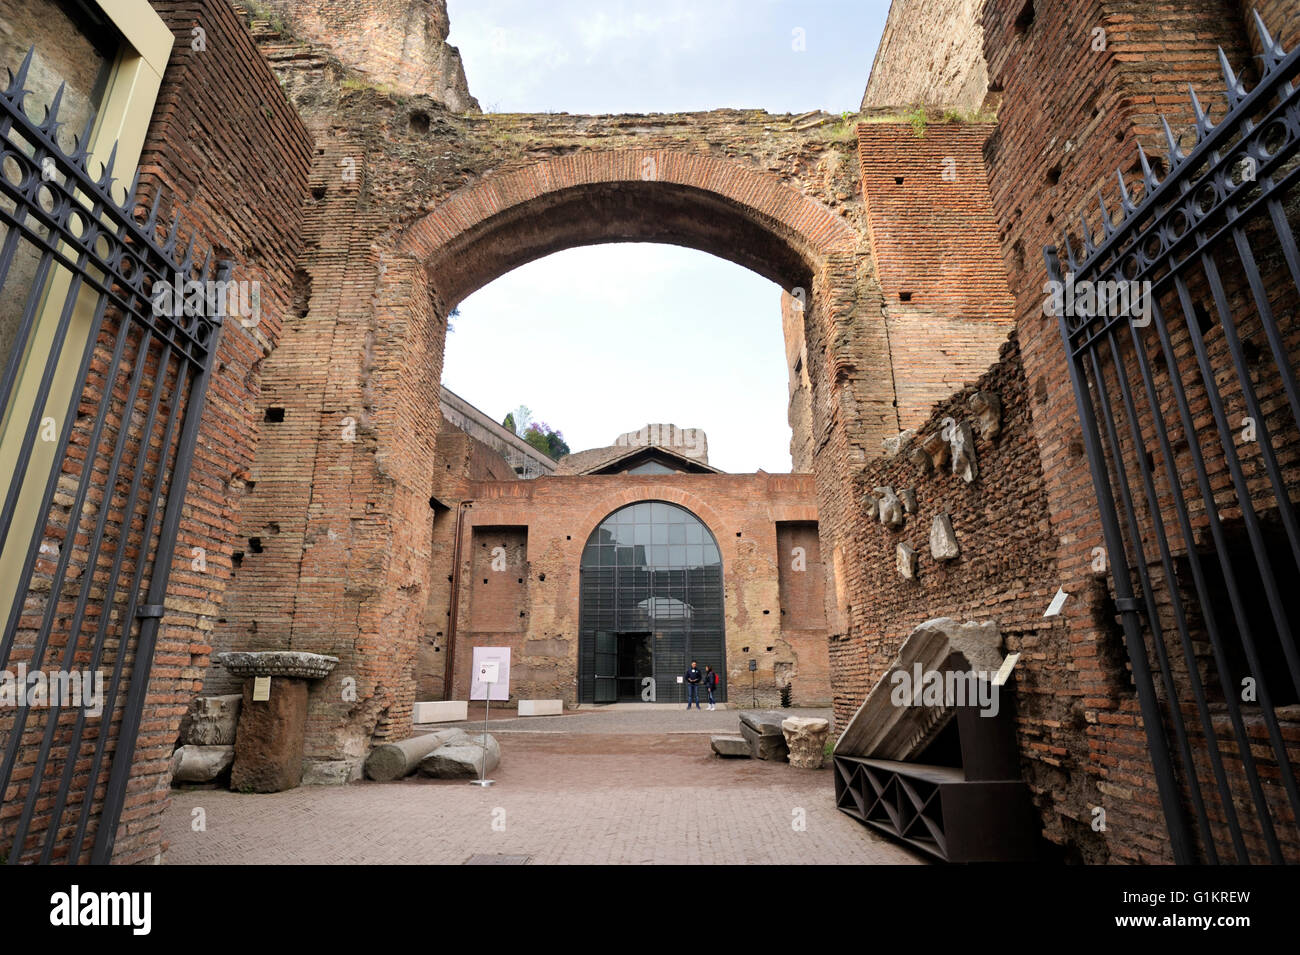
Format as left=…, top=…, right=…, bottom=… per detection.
left=1, top=0, right=1297, bottom=865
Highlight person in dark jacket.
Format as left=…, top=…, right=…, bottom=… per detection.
left=704, top=665, right=719, bottom=710
left=686, top=661, right=702, bottom=710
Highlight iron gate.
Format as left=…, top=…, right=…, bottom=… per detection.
left=0, top=49, right=226, bottom=863
left=1046, top=13, right=1300, bottom=863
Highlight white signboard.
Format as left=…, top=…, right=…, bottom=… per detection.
left=470, top=647, right=510, bottom=701
left=478, top=661, right=500, bottom=685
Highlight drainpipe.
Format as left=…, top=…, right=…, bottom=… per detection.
left=444, top=501, right=472, bottom=700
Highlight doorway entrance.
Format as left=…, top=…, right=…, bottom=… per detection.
left=616, top=632, right=653, bottom=701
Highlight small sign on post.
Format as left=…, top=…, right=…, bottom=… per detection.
left=252, top=676, right=271, bottom=702
left=471, top=661, right=497, bottom=788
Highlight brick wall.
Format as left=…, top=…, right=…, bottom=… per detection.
left=445, top=474, right=830, bottom=707
left=0, top=0, right=311, bottom=863
left=253, top=0, right=477, bottom=109
left=977, top=0, right=1298, bottom=862
left=862, top=0, right=995, bottom=113
left=858, top=121, right=1016, bottom=429
left=827, top=333, right=1105, bottom=856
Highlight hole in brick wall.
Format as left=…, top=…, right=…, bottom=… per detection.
left=1144, top=450, right=1156, bottom=474
left=1014, top=0, right=1035, bottom=34
left=447, top=575, right=452, bottom=582
left=1045, top=163, right=1061, bottom=186
left=436, top=631, right=443, bottom=637
left=1068, top=438, right=1084, bottom=459
left=248, top=537, right=263, bottom=554
left=736, top=532, right=742, bottom=537
left=519, top=611, right=525, bottom=617
left=434, top=647, right=441, bottom=652
left=517, top=577, right=523, bottom=583
left=1193, top=302, right=1215, bottom=336
left=311, top=185, right=326, bottom=200
left=264, top=406, right=285, bottom=422
left=232, top=552, right=244, bottom=568
left=1012, top=240, right=1025, bottom=272
left=565, top=535, right=571, bottom=540
left=1034, top=377, right=1048, bottom=403
left=1045, top=213, right=1054, bottom=225
left=246, top=480, right=256, bottom=493
left=894, top=176, right=904, bottom=184
left=765, top=646, right=774, bottom=652
left=265, top=522, right=280, bottom=534
left=899, top=291, right=913, bottom=302
left=742, top=646, right=750, bottom=653
left=291, top=268, right=312, bottom=319
left=1242, top=339, right=1261, bottom=367
left=483, top=578, right=488, bottom=584
left=762, top=609, right=770, bottom=615
left=409, top=110, right=430, bottom=134
left=538, top=573, right=545, bottom=581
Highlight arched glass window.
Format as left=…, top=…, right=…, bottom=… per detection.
left=578, top=501, right=725, bottom=704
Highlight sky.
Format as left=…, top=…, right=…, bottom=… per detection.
left=440, top=1, right=892, bottom=473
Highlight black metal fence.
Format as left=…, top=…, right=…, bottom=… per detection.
left=1046, top=13, right=1300, bottom=863
left=0, top=49, right=226, bottom=863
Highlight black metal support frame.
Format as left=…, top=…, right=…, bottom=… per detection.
left=1046, top=14, right=1300, bottom=863
left=0, top=50, right=226, bottom=863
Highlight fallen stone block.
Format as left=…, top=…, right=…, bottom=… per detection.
left=419, top=732, right=501, bottom=779
left=365, top=730, right=459, bottom=781
left=172, top=745, right=235, bottom=784
left=738, top=711, right=790, bottom=761
left=180, top=694, right=242, bottom=746
left=710, top=735, right=751, bottom=758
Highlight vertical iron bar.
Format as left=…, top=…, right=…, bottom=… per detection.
left=1047, top=247, right=1197, bottom=864
left=91, top=317, right=219, bottom=863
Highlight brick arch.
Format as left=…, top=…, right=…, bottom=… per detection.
left=574, top=484, right=731, bottom=555
left=397, top=149, right=859, bottom=308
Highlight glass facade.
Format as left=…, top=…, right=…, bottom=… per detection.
left=578, top=501, right=725, bottom=703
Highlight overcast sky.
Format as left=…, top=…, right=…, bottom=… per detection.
left=441, top=1, right=891, bottom=473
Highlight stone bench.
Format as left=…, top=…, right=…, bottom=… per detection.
left=413, top=700, right=468, bottom=723
left=518, top=699, right=563, bottom=716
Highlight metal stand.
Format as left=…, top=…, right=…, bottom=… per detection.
left=470, top=693, right=494, bottom=787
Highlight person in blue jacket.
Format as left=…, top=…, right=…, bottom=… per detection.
left=685, top=660, right=702, bottom=710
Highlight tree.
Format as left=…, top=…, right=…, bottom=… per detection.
left=522, top=421, right=570, bottom=461
left=502, top=404, right=533, bottom=436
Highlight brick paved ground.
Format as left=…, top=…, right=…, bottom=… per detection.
left=162, top=709, right=922, bottom=864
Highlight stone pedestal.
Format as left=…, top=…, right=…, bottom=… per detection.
left=218, top=651, right=338, bottom=793
left=782, top=717, right=830, bottom=769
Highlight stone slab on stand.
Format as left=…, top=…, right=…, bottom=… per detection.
left=219, top=651, right=338, bottom=793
